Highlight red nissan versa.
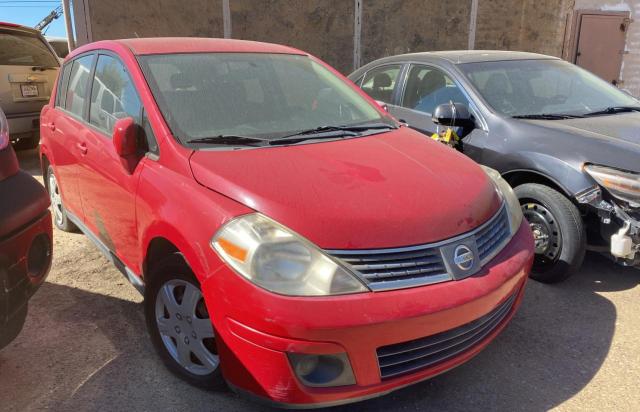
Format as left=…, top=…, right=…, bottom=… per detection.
left=0, top=108, right=52, bottom=349
left=40, top=38, right=533, bottom=407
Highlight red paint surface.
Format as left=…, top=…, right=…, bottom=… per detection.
left=40, top=38, right=534, bottom=407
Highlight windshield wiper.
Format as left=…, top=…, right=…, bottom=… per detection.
left=270, top=123, right=397, bottom=145
left=583, top=106, right=640, bottom=117
left=512, top=113, right=584, bottom=120
left=187, top=134, right=270, bottom=146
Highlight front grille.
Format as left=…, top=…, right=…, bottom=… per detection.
left=376, top=291, right=518, bottom=380
left=328, top=246, right=449, bottom=289
left=476, top=207, right=510, bottom=263
left=327, top=204, right=511, bottom=291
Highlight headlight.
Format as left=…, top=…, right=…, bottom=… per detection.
left=481, top=166, right=523, bottom=234
left=584, top=164, right=640, bottom=207
left=211, top=213, right=368, bottom=296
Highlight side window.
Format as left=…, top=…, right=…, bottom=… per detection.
left=55, top=62, right=72, bottom=108
left=89, top=54, right=142, bottom=135
left=360, top=64, right=402, bottom=104
left=65, top=54, right=94, bottom=118
left=402, top=65, right=469, bottom=115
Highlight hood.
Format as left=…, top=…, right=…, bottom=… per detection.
left=189, top=128, right=501, bottom=249
left=533, top=112, right=640, bottom=146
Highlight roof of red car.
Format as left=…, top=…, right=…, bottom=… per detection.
left=116, top=37, right=307, bottom=56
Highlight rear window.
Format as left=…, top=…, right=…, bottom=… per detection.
left=0, top=30, right=59, bottom=67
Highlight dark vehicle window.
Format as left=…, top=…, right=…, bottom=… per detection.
left=139, top=53, right=386, bottom=143
left=55, top=62, right=72, bottom=108
left=460, top=59, right=640, bottom=117
left=89, top=55, right=141, bottom=135
left=360, top=65, right=401, bottom=103
left=0, top=30, right=59, bottom=66
left=65, top=55, right=94, bottom=118
left=402, top=65, right=468, bottom=115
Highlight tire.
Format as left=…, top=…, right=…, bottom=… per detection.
left=46, top=165, right=78, bottom=232
left=144, top=253, right=225, bottom=389
left=515, top=183, right=586, bottom=283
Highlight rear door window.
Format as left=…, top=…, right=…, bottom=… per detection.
left=64, top=54, right=95, bottom=119
left=89, top=54, right=142, bottom=135
left=0, top=30, right=59, bottom=67
left=360, top=64, right=402, bottom=104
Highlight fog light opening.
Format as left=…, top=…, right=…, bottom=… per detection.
left=287, top=352, right=355, bottom=388
left=27, top=234, right=51, bottom=279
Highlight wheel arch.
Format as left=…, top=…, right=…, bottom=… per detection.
left=502, top=169, right=571, bottom=198
left=140, top=222, right=211, bottom=287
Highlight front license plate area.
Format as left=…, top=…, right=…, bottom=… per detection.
left=20, top=84, right=39, bottom=97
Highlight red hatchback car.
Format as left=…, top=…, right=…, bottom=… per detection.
left=40, top=38, right=533, bottom=407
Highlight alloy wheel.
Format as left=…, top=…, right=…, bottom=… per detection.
left=48, top=172, right=64, bottom=227
left=521, top=202, right=562, bottom=268
left=155, top=279, right=219, bottom=376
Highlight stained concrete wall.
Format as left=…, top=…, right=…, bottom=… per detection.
left=85, top=0, right=223, bottom=41
left=228, top=0, right=355, bottom=74
left=475, top=0, right=574, bottom=57
left=361, top=0, right=471, bottom=65
left=75, top=0, right=579, bottom=75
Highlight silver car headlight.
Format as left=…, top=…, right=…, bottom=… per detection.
left=211, top=213, right=368, bottom=296
left=481, top=166, right=523, bottom=235
left=584, top=164, right=640, bottom=207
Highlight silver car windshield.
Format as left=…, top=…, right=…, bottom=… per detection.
left=0, top=30, right=59, bottom=67
left=459, top=59, right=639, bottom=117
left=139, top=53, right=389, bottom=144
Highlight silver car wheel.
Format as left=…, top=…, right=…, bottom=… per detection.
left=48, top=172, right=64, bottom=226
left=155, top=279, right=219, bottom=376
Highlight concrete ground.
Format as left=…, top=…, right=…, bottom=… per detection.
left=2, top=148, right=640, bottom=411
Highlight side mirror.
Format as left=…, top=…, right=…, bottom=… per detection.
left=375, top=100, right=389, bottom=112
left=112, top=117, right=138, bottom=173
left=432, top=102, right=474, bottom=128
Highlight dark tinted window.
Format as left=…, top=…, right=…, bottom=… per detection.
left=89, top=55, right=141, bottom=134
left=0, top=30, right=59, bottom=66
left=360, top=65, right=401, bottom=103
left=55, top=62, right=72, bottom=108
left=402, top=65, right=468, bottom=114
left=65, top=54, right=94, bottom=118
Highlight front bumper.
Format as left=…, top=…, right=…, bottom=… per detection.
left=0, top=211, right=52, bottom=348
left=202, top=221, right=533, bottom=407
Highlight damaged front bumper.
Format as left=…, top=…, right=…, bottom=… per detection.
left=577, top=186, right=640, bottom=266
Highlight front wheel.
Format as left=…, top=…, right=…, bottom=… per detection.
left=515, top=183, right=586, bottom=283
left=46, top=166, right=77, bottom=232
left=144, top=253, right=224, bottom=389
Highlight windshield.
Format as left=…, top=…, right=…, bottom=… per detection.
left=0, top=30, right=59, bottom=67
left=139, top=53, right=390, bottom=144
left=459, top=59, right=639, bottom=117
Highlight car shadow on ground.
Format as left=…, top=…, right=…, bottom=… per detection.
left=0, top=253, right=636, bottom=411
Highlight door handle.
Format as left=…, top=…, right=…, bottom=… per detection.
left=47, top=122, right=55, bottom=131
left=77, top=142, right=88, bottom=155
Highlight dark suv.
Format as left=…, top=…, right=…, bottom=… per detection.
left=350, top=50, right=640, bottom=282
left=0, top=108, right=52, bottom=349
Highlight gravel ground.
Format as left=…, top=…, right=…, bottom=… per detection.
left=2, top=148, right=640, bottom=411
